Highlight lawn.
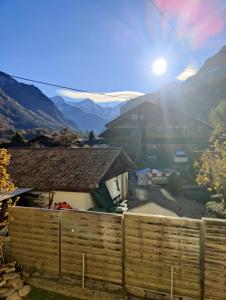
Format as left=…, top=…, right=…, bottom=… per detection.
left=25, top=287, right=80, bottom=300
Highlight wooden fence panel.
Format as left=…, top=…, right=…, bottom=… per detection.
left=204, top=218, right=226, bottom=300
left=9, top=207, right=60, bottom=276
left=61, top=210, right=122, bottom=284
left=124, top=213, right=201, bottom=299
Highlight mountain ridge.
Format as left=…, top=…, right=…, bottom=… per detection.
left=0, top=72, right=78, bottom=131
left=51, top=96, right=108, bottom=133
left=121, top=45, right=226, bottom=123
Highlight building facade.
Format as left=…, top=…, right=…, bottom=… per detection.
left=101, top=102, right=212, bottom=161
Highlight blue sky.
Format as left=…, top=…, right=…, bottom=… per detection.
left=0, top=0, right=226, bottom=102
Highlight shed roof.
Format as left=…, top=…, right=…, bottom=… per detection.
left=0, top=188, right=33, bottom=201
left=8, top=148, right=135, bottom=192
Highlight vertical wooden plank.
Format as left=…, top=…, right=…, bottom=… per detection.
left=59, top=210, right=62, bottom=280
left=121, top=214, right=125, bottom=287
left=170, top=265, right=174, bottom=300
left=199, top=218, right=205, bottom=300
left=82, top=253, right=85, bottom=289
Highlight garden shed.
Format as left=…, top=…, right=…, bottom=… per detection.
left=8, top=148, right=135, bottom=211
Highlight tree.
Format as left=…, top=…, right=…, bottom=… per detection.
left=11, top=131, right=25, bottom=143
left=0, top=149, right=14, bottom=194
left=54, top=128, right=79, bottom=147
left=209, top=99, right=226, bottom=138
left=195, top=140, right=226, bottom=206
left=88, top=130, right=95, bottom=146
left=195, top=99, right=226, bottom=212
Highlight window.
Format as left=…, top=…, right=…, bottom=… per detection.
left=140, top=114, right=144, bottom=120
left=131, top=113, right=138, bottom=120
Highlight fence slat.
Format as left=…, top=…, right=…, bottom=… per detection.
left=8, top=207, right=226, bottom=299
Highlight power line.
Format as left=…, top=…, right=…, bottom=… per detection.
left=9, top=74, right=131, bottom=100
left=8, top=2, right=203, bottom=101
left=149, top=0, right=203, bottom=66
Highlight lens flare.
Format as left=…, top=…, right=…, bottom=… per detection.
left=152, top=58, right=167, bottom=75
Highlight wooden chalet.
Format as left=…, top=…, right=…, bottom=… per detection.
left=100, top=101, right=212, bottom=161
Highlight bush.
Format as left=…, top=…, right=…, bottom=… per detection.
left=206, top=201, right=226, bottom=219
left=183, top=187, right=211, bottom=203
left=168, top=173, right=181, bottom=195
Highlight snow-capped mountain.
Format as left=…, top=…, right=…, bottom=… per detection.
left=64, top=98, right=126, bottom=120
left=51, top=96, right=110, bottom=133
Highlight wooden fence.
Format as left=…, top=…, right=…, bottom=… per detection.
left=124, top=214, right=201, bottom=299
left=203, top=218, right=226, bottom=300
left=8, top=207, right=226, bottom=299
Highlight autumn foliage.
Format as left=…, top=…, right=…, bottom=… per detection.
left=195, top=140, right=226, bottom=203
left=0, top=149, right=14, bottom=194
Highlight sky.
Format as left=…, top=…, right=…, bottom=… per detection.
left=0, top=0, right=226, bottom=102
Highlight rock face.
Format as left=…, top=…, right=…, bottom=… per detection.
left=0, top=72, right=78, bottom=131
left=0, top=262, right=31, bottom=299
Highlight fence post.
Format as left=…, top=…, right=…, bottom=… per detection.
left=200, top=218, right=205, bottom=300
left=82, top=253, right=85, bottom=289
left=170, top=265, right=174, bottom=300
left=58, top=210, right=62, bottom=280
left=121, top=214, right=125, bottom=287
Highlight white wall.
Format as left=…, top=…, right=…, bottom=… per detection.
left=32, top=172, right=128, bottom=210
left=105, top=172, right=128, bottom=201
left=50, top=191, right=95, bottom=210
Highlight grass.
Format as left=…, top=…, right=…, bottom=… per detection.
left=25, top=287, right=80, bottom=300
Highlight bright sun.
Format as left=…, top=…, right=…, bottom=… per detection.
left=152, top=58, right=167, bottom=75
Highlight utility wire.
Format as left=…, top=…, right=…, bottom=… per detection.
left=149, top=0, right=203, bottom=66
left=9, top=2, right=203, bottom=101
left=9, top=74, right=131, bottom=100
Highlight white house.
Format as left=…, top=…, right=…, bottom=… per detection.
left=8, top=148, right=135, bottom=212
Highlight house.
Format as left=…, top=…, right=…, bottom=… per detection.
left=8, top=148, right=135, bottom=212
left=28, top=134, right=56, bottom=148
left=100, top=101, right=212, bottom=161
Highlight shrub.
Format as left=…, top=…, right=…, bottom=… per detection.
left=206, top=200, right=226, bottom=219
left=168, top=173, right=181, bottom=195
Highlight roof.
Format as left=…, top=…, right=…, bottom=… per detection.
left=28, top=134, right=53, bottom=143
left=8, top=148, right=135, bottom=192
left=103, top=101, right=157, bottom=128
left=0, top=188, right=33, bottom=201
left=100, top=101, right=212, bottom=136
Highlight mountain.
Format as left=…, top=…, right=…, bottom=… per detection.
left=97, top=101, right=122, bottom=107
left=64, top=98, right=126, bottom=120
left=0, top=72, right=78, bottom=131
left=51, top=96, right=108, bottom=133
left=121, top=45, right=226, bottom=123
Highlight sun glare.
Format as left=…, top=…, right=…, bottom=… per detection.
left=152, top=58, right=167, bottom=75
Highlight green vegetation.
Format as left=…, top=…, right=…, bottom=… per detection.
left=11, top=131, right=25, bottom=143
left=195, top=100, right=226, bottom=216
left=210, top=99, right=226, bottom=138
left=26, top=287, right=80, bottom=300
left=88, top=130, right=95, bottom=146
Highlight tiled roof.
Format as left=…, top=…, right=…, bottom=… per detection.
left=8, top=148, right=134, bottom=192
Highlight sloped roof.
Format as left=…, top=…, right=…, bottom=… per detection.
left=8, top=148, right=135, bottom=192
left=100, top=101, right=212, bottom=137
left=104, top=101, right=157, bottom=128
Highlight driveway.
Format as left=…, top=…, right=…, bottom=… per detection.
left=128, top=185, right=206, bottom=219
